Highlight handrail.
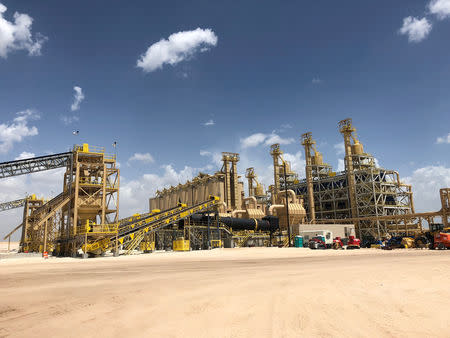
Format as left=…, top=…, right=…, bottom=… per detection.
left=77, top=223, right=118, bottom=235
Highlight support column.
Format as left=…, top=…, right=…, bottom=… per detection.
left=43, top=220, right=48, bottom=255
left=223, top=159, right=231, bottom=209
left=231, top=159, right=239, bottom=208
left=101, top=163, right=107, bottom=224
left=301, top=133, right=316, bottom=223
left=339, top=119, right=359, bottom=235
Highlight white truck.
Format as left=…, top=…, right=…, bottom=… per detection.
left=299, top=230, right=333, bottom=248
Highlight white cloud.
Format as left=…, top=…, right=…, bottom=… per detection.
left=240, top=132, right=295, bottom=148
left=399, top=16, right=432, bottom=43
left=0, top=110, right=39, bottom=154
left=61, top=115, right=79, bottom=125
left=128, top=152, right=154, bottom=164
left=14, top=151, right=35, bottom=160
left=334, top=142, right=345, bottom=155
left=428, top=0, right=450, bottom=19
left=240, top=133, right=267, bottom=148
left=70, top=86, right=84, bottom=111
left=337, top=159, right=345, bottom=172
left=0, top=3, right=47, bottom=58
left=436, top=132, right=450, bottom=144
left=312, top=77, right=322, bottom=84
left=404, top=165, right=450, bottom=212
left=137, top=28, right=218, bottom=72
left=199, top=150, right=222, bottom=166
left=203, top=119, right=215, bottom=126
left=265, top=134, right=295, bottom=146
left=283, top=151, right=306, bottom=178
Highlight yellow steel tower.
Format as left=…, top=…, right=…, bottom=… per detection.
left=301, top=132, right=316, bottom=223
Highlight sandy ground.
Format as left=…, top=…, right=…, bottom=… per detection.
left=0, top=242, right=18, bottom=254
left=0, top=248, right=449, bottom=338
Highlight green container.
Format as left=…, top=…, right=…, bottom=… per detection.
left=294, top=236, right=303, bottom=248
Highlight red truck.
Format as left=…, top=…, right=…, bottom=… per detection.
left=346, top=235, right=361, bottom=249
left=432, top=230, right=450, bottom=249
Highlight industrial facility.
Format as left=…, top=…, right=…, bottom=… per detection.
left=1, top=118, right=449, bottom=257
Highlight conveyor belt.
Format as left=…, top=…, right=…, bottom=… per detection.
left=0, top=152, right=72, bottom=179
left=0, top=198, right=26, bottom=212
left=85, top=196, right=221, bottom=254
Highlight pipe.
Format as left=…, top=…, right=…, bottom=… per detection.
left=243, top=196, right=257, bottom=209
left=278, top=189, right=296, bottom=203
left=231, top=209, right=246, bottom=218
left=219, top=201, right=227, bottom=212
left=269, top=204, right=284, bottom=215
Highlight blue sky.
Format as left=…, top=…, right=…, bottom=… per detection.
left=1, top=0, right=450, bottom=238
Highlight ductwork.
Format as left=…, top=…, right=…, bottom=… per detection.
left=278, top=189, right=296, bottom=203
left=243, top=196, right=257, bottom=209
left=231, top=209, right=246, bottom=218
left=269, top=204, right=284, bottom=215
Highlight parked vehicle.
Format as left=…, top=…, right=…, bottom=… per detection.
left=308, top=236, right=327, bottom=249
left=432, top=230, right=450, bottom=249
left=300, top=230, right=333, bottom=248
left=346, top=235, right=361, bottom=249
left=332, top=237, right=344, bottom=249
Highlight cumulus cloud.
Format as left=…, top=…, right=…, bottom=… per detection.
left=0, top=110, right=39, bottom=154
left=70, top=86, right=84, bottom=111
left=240, top=133, right=267, bottom=148
left=283, top=151, right=306, bottom=178
left=334, top=142, right=345, bottom=155
left=199, top=149, right=222, bottom=167
left=0, top=3, right=47, bottom=58
left=240, top=132, right=295, bottom=148
left=136, top=28, right=218, bottom=72
left=404, top=165, right=450, bottom=212
left=428, top=0, right=450, bottom=19
left=436, top=132, right=450, bottom=144
left=203, top=119, right=215, bottom=126
left=337, top=159, right=345, bottom=172
left=14, top=151, right=35, bottom=160
left=399, top=16, right=432, bottom=42
left=128, top=152, right=154, bottom=164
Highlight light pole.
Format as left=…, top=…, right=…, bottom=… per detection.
left=283, top=160, right=292, bottom=247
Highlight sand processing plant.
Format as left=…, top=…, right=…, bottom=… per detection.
left=1, top=118, right=449, bottom=257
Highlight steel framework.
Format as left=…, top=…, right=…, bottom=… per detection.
left=0, top=198, right=26, bottom=212
left=0, top=152, right=72, bottom=178
left=291, top=120, right=417, bottom=239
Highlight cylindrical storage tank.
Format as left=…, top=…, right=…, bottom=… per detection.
left=181, top=186, right=188, bottom=205
left=162, top=191, right=168, bottom=210
left=255, top=183, right=264, bottom=196
left=193, top=184, right=200, bottom=205
left=352, top=142, right=364, bottom=155
left=203, top=179, right=210, bottom=201
left=314, top=153, right=323, bottom=165
left=170, top=190, right=177, bottom=208
left=186, top=184, right=193, bottom=206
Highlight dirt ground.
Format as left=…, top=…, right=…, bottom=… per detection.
left=0, top=248, right=449, bottom=338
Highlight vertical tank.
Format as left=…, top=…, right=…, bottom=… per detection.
left=351, top=141, right=363, bottom=155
